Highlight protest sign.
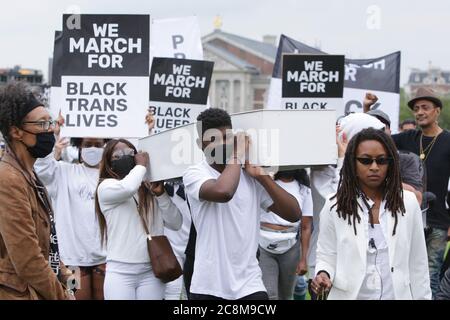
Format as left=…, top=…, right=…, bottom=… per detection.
left=268, top=34, right=401, bottom=131
left=149, top=57, right=213, bottom=133
left=149, top=16, right=207, bottom=133
left=282, top=54, right=344, bottom=110
left=58, top=14, right=150, bottom=137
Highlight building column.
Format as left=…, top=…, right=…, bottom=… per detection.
left=209, top=76, right=216, bottom=108
left=228, top=78, right=234, bottom=114
left=240, top=75, right=246, bottom=112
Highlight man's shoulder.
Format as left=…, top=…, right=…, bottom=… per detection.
left=393, top=129, right=420, bottom=140
left=398, top=149, right=420, bottom=161
left=441, top=129, right=450, bottom=139
left=184, top=160, right=207, bottom=175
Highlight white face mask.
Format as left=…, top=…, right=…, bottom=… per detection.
left=81, top=147, right=104, bottom=167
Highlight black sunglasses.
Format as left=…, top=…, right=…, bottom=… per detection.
left=356, top=157, right=392, bottom=166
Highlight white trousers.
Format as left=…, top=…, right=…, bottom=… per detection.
left=104, top=261, right=165, bottom=300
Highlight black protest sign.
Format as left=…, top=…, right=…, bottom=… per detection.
left=61, top=14, right=149, bottom=76
left=272, top=34, right=400, bottom=94
left=282, top=54, right=345, bottom=98
left=59, top=14, right=150, bottom=138
left=344, top=52, right=401, bottom=93
left=150, top=58, right=213, bottom=105
left=51, top=31, right=63, bottom=87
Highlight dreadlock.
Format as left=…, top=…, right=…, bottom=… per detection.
left=94, top=139, right=154, bottom=245
left=331, top=128, right=405, bottom=235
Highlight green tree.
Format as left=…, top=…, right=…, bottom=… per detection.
left=399, top=88, right=450, bottom=130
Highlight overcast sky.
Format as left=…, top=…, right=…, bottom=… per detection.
left=2, top=0, right=449, bottom=85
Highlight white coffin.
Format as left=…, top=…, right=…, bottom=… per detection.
left=138, top=109, right=337, bottom=182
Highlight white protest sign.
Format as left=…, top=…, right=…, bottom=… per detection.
left=281, top=54, right=345, bottom=111
left=268, top=35, right=401, bottom=131
left=149, top=57, right=213, bottom=134
left=149, top=16, right=206, bottom=133
left=150, top=16, right=203, bottom=62
left=59, top=14, right=150, bottom=138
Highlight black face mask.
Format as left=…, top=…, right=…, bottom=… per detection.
left=21, top=131, right=55, bottom=159
left=111, top=155, right=136, bottom=178
left=206, top=143, right=234, bottom=165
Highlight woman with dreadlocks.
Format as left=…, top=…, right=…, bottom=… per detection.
left=312, top=128, right=431, bottom=300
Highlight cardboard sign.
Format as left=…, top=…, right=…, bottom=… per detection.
left=149, top=57, right=213, bottom=134
left=281, top=54, right=345, bottom=110
left=139, top=109, right=337, bottom=182
left=59, top=14, right=150, bottom=138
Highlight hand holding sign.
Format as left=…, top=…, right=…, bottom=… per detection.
left=135, top=151, right=149, bottom=168
left=150, top=181, right=165, bottom=196
left=54, top=137, right=70, bottom=161
left=145, top=110, right=155, bottom=131
left=231, top=132, right=249, bottom=165
left=336, top=125, right=348, bottom=158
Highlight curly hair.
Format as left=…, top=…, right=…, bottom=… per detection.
left=275, top=168, right=310, bottom=188
left=196, top=108, right=232, bottom=137
left=331, top=128, right=405, bottom=235
left=0, top=81, right=36, bottom=143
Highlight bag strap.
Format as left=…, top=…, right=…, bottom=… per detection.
left=133, top=196, right=152, bottom=239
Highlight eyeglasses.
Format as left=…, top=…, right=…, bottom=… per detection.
left=356, top=157, right=392, bottom=166
left=22, top=120, right=58, bottom=131
left=112, top=148, right=135, bottom=160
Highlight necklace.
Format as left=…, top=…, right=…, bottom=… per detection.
left=419, top=131, right=441, bottom=161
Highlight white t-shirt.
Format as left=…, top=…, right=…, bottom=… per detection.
left=357, top=224, right=395, bottom=300
left=183, top=160, right=273, bottom=299
left=164, top=183, right=192, bottom=264
left=35, top=152, right=106, bottom=266
left=260, top=180, right=313, bottom=227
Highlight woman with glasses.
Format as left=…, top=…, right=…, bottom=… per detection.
left=0, top=82, right=73, bottom=299
left=311, top=128, right=431, bottom=300
left=34, top=117, right=108, bottom=300
left=95, top=139, right=182, bottom=300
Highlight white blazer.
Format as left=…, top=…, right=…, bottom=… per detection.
left=315, top=190, right=431, bottom=300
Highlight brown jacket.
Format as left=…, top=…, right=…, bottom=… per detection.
left=0, top=152, right=68, bottom=300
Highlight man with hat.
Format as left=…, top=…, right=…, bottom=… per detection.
left=370, top=87, right=450, bottom=298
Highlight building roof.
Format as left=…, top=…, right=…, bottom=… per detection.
left=408, top=68, right=450, bottom=85
left=203, top=29, right=277, bottom=62
left=204, top=43, right=259, bottom=73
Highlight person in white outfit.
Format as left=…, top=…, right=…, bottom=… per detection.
left=307, top=113, right=385, bottom=297
left=258, top=169, right=313, bottom=300
left=95, top=139, right=182, bottom=300
left=163, top=180, right=191, bottom=300
left=312, top=128, right=431, bottom=300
